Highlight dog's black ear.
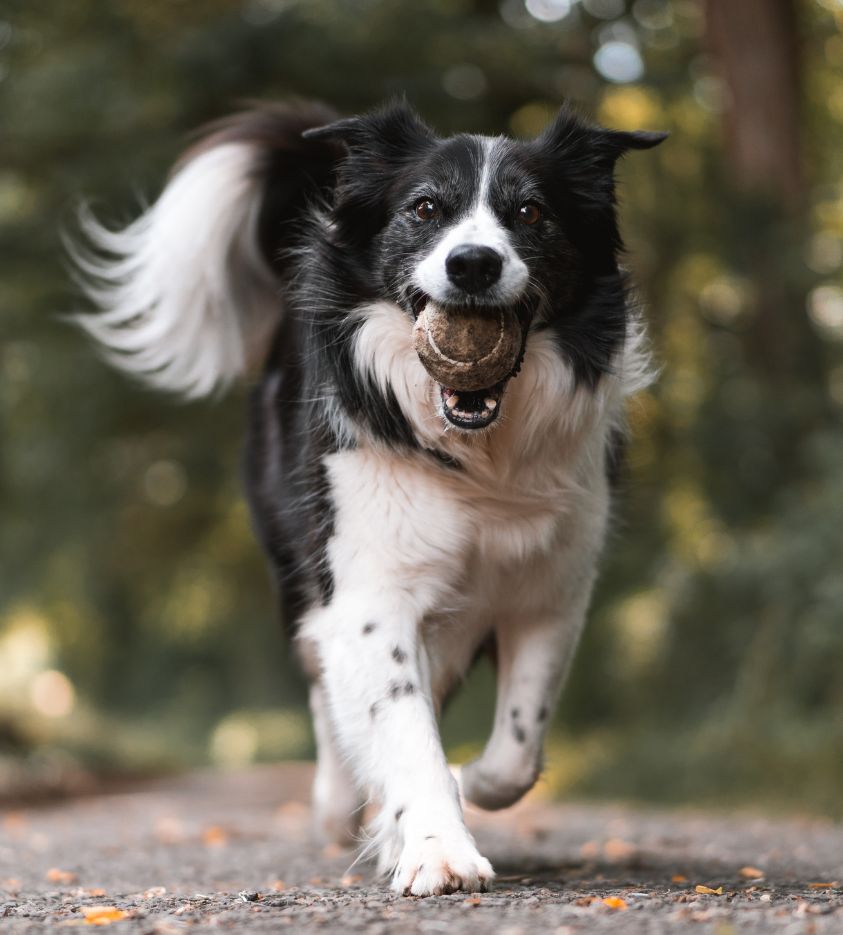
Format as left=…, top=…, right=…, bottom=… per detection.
left=603, top=128, right=669, bottom=157
left=304, top=101, right=435, bottom=244
left=535, top=105, right=667, bottom=168
left=302, top=100, right=434, bottom=158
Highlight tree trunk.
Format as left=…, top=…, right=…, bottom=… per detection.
left=704, top=0, right=804, bottom=210
left=705, top=0, right=826, bottom=393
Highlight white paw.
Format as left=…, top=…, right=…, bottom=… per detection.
left=391, top=831, right=494, bottom=897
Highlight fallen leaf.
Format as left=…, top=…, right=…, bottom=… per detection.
left=574, top=896, right=596, bottom=906
left=672, top=874, right=688, bottom=884
left=154, top=818, right=184, bottom=844
left=579, top=840, right=600, bottom=860
left=808, top=882, right=837, bottom=889
left=604, top=838, right=637, bottom=861
left=463, top=896, right=481, bottom=906
left=269, top=879, right=287, bottom=892
left=47, top=868, right=79, bottom=885
left=739, top=866, right=765, bottom=880
left=2, top=813, right=27, bottom=836
left=695, top=885, right=724, bottom=896
left=201, top=826, right=228, bottom=847
left=82, top=889, right=107, bottom=898
left=340, top=874, right=362, bottom=887
left=82, top=906, right=128, bottom=925
left=601, top=896, right=628, bottom=910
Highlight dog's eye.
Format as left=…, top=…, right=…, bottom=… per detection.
left=414, top=199, right=439, bottom=221
left=517, top=203, right=541, bottom=226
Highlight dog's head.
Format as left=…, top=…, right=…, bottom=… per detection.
left=305, top=102, right=665, bottom=431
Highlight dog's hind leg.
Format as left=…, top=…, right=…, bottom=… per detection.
left=310, top=682, right=366, bottom=846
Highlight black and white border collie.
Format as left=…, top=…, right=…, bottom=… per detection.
left=71, top=100, right=665, bottom=896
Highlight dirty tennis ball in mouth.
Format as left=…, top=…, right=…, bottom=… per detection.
left=413, top=303, right=522, bottom=392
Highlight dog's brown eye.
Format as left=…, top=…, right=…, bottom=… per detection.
left=518, top=203, right=541, bottom=226
left=414, top=199, right=439, bottom=221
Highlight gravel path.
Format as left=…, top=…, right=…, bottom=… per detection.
left=1, top=764, right=841, bottom=933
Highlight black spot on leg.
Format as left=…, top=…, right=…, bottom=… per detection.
left=424, top=834, right=436, bottom=840
left=387, top=680, right=416, bottom=700
left=511, top=707, right=520, bottom=720
left=513, top=724, right=527, bottom=744
left=538, top=706, right=548, bottom=723
left=362, top=622, right=376, bottom=635
left=392, top=646, right=407, bottom=664
left=369, top=701, right=379, bottom=720
left=395, top=808, right=404, bottom=821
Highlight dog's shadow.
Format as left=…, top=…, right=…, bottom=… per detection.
left=487, top=854, right=756, bottom=893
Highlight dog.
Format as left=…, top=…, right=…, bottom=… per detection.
left=70, top=99, right=665, bottom=896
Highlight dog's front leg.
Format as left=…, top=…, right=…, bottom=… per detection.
left=461, top=506, right=608, bottom=811
left=460, top=613, right=583, bottom=810
left=306, top=591, right=493, bottom=895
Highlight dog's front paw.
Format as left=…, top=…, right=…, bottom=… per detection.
left=392, top=831, right=494, bottom=897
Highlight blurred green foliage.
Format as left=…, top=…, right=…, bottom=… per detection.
left=2, top=0, right=842, bottom=813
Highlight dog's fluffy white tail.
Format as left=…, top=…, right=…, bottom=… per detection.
left=69, top=102, right=340, bottom=398
left=70, top=144, right=278, bottom=397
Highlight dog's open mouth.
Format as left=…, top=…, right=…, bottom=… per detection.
left=411, top=294, right=524, bottom=432
left=439, top=381, right=505, bottom=430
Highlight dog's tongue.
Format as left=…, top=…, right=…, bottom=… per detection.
left=413, top=302, right=522, bottom=392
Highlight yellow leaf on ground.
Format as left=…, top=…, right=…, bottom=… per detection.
left=601, top=896, right=628, bottom=910
left=201, top=826, right=228, bottom=847
left=579, top=841, right=600, bottom=860
left=671, top=874, right=688, bottom=883
left=604, top=838, right=637, bottom=861
left=808, top=882, right=837, bottom=889
left=739, top=866, right=765, bottom=879
left=46, top=868, right=79, bottom=885
left=82, top=906, right=128, bottom=925
left=695, top=885, right=724, bottom=895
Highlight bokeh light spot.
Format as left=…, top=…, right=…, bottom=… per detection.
left=593, top=41, right=645, bottom=83
left=143, top=459, right=187, bottom=507
left=30, top=670, right=75, bottom=718
left=808, top=285, right=843, bottom=339
left=442, top=64, right=488, bottom=101
left=525, top=0, right=574, bottom=23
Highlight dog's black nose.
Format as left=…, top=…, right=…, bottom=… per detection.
left=445, top=245, right=503, bottom=294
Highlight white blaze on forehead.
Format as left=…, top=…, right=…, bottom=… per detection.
left=413, top=137, right=529, bottom=305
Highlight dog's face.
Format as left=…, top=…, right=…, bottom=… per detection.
left=306, top=104, right=665, bottom=432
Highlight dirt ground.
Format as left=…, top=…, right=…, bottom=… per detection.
left=1, top=763, right=841, bottom=933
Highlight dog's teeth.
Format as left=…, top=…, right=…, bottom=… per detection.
left=445, top=395, right=459, bottom=410
left=485, top=398, right=497, bottom=410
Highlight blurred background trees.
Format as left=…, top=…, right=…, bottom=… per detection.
left=2, top=0, right=842, bottom=813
